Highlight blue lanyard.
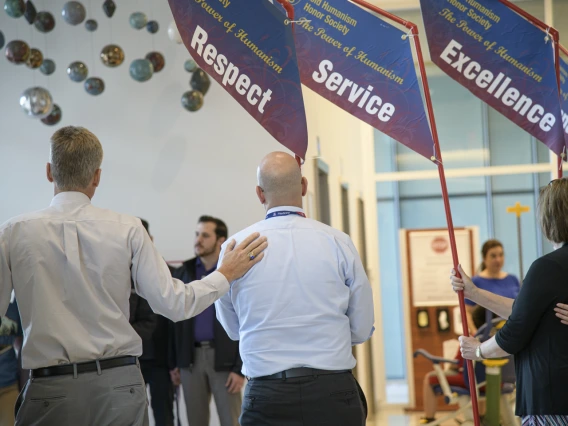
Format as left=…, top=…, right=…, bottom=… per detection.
left=265, top=211, right=306, bottom=220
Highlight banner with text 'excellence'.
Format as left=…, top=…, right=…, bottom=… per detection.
left=560, top=54, right=568, bottom=139
left=169, top=0, right=308, bottom=159
left=420, top=0, right=566, bottom=155
left=277, top=0, right=435, bottom=159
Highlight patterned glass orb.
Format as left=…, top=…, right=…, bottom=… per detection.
left=0, top=31, right=5, bottom=49
left=84, top=77, right=104, bottom=95
left=85, top=19, right=97, bottom=31
left=184, top=59, right=197, bottom=73
left=41, top=104, right=62, bottom=125
left=129, top=12, right=147, bottom=30
left=25, top=47, right=43, bottom=68
left=34, top=11, right=55, bottom=33
left=145, top=51, right=165, bottom=73
left=181, top=90, right=204, bottom=112
left=129, top=58, right=153, bottom=82
left=5, top=40, right=30, bottom=64
left=67, top=61, right=88, bottom=82
left=190, top=68, right=211, bottom=95
left=24, top=0, right=37, bottom=24
left=19, top=86, right=53, bottom=118
left=102, top=0, right=115, bottom=18
left=39, top=58, right=55, bottom=75
left=4, top=0, right=25, bottom=18
left=146, top=20, right=158, bottom=34
left=62, top=1, right=85, bottom=25
left=100, top=44, right=124, bottom=67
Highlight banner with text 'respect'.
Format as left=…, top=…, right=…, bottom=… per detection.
left=560, top=53, right=568, bottom=141
left=169, top=0, right=308, bottom=159
left=275, top=0, right=435, bottom=159
left=420, top=0, right=566, bottom=155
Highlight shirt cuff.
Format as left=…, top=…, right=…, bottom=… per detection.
left=203, top=271, right=230, bottom=296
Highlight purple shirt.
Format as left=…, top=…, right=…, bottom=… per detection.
left=193, top=257, right=217, bottom=342
left=465, top=274, right=521, bottom=306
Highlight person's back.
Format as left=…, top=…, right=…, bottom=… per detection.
left=215, top=151, right=374, bottom=426
left=218, top=213, right=371, bottom=378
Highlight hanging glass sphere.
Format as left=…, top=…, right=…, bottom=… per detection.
left=85, top=19, right=97, bottom=31
left=40, top=58, right=55, bottom=75
left=102, top=0, right=115, bottom=18
left=4, top=0, right=25, bottom=18
left=61, top=1, right=85, bottom=25
left=67, top=61, right=88, bottom=82
left=129, top=12, right=147, bottom=30
left=129, top=59, right=153, bottom=82
left=24, top=0, right=36, bottom=24
left=190, top=69, right=211, bottom=95
left=146, top=20, right=159, bottom=34
left=19, top=86, right=53, bottom=118
left=167, top=21, right=182, bottom=44
left=84, top=77, right=104, bottom=95
left=0, top=31, right=5, bottom=50
left=34, top=11, right=55, bottom=33
left=100, top=44, right=124, bottom=67
left=41, top=104, right=62, bottom=125
left=181, top=90, right=204, bottom=112
left=25, top=47, right=43, bottom=68
left=145, top=52, right=165, bottom=73
left=184, top=59, right=197, bottom=73
left=5, top=40, right=30, bottom=64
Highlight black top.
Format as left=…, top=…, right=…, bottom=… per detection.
left=169, top=258, right=243, bottom=375
left=495, top=245, right=568, bottom=416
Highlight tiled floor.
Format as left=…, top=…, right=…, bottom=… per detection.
left=368, top=408, right=461, bottom=426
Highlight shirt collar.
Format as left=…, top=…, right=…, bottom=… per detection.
left=50, top=191, right=91, bottom=207
left=266, top=206, right=305, bottom=216
left=196, top=257, right=217, bottom=274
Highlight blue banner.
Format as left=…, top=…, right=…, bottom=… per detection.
left=274, top=0, right=435, bottom=159
left=420, top=0, right=566, bottom=155
left=169, top=0, right=308, bottom=159
left=560, top=54, right=568, bottom=143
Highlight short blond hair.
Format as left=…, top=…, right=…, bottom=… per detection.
left=538, top=178, right=568, bottom=244
left=50, top=126, right=103, bottom=190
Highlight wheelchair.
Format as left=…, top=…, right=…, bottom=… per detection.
left=414, top=317, right=519, bottom=426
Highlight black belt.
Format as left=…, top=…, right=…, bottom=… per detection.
left=32, top=356, right=137, bottom=378
left=252, top=368, right=351, bottom=381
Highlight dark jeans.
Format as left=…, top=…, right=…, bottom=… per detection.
left=240, top=372, right=366, bottom=426
left=141, top=362, right=174, bottom=426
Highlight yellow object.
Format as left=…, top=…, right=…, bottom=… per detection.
left=481, top=359, right=509, bottom=368
left=506, top=202, right=530, bottom=218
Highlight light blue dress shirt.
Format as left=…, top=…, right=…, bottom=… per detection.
left=215, top=206, right=375, bottom=378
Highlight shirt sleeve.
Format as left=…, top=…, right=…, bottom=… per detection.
left=214, top=242, right=240, bottom=340
left=495, top=257, right=561, bottom=355
left=341, top=238, right=375, bottom=345
left=0, top=222, right=13, bottom=318
left=130, top=222, right=229, bottom=322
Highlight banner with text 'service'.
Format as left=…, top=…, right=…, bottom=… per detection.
left=276, top=0, right=434, bottom=159
left=169, top=0, right=308, bottom=159
left=420, top=0, right=566, bottom=155
left=560, top=54, right=568, bottom=140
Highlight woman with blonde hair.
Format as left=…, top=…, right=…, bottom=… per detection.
left=450, top=178, right=568, bottom=425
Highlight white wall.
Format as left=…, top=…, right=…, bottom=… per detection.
left=0, top=0, right=384, bottom=418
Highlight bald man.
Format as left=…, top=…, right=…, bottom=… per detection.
left=215, top=152, right=374, bottom=426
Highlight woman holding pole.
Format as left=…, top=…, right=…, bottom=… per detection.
left=450, top=178, right=568, bottom=425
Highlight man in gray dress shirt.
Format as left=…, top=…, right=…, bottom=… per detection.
left=0, top=126, right=267, bottom=426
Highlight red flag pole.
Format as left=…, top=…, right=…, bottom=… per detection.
left=499, top=0, right=563, bottom=177
left=275, top=0, right=303, bottom=168
left=349, top=1, right=480, bottom=424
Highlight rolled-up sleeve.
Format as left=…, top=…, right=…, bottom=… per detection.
left=341, top=239, right=375, bottom=345
left=495, top=257, right=560, bottom=355
left=130, top=223, right=229, bottom=322
left=0, top=222, right=13, bottom=318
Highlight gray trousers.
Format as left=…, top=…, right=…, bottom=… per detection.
left=15, top=363, right=148, bottom=426
left=180, top=347, right=241, bottom=426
